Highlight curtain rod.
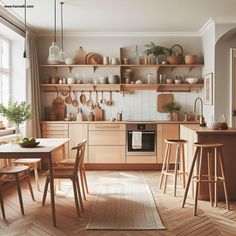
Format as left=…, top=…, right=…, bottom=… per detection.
left=0, top=14, right=26, bottom=34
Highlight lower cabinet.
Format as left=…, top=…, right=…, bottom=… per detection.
left=68, top=124, right=88, bottom=163
left=89, top=146, right=125, bottom=163
left=157, top=124, right=180, bottom=163
left=126, top=155, right=156, bottom=163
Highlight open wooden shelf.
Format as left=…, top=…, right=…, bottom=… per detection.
left=40, top=83, right=203, bottom=92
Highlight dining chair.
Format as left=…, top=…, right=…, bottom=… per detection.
left=13, top=158, right=41, bottom=191
left=56, top=139, right=89, bottom=200
left=42, top=140, right=86, bottom=217
left=0, top=165, right=35, bottom=219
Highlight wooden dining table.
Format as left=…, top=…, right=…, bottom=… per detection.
left=0, top=138, right=69, bottom=227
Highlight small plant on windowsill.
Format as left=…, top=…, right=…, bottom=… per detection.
left=0, top=101, right=32, bottom=142
left=144, top=42, right=170, bottom=64
left=162, top=101, right=181, bottom=121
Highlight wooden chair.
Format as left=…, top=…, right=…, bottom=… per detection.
left=13, top=158, right=41, bottom=191
left=56, top=139, right=89, bottom=200
left=0, top=166, right=35, bottom=219
left=42, top=140, right=86, bottom=217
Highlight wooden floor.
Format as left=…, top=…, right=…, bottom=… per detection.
left=0, top=170, right=235, bottom=236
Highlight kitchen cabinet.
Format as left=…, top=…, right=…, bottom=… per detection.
left=156, top=124, right=180, bottom=163
left=68, top=124, right=88, bottom=163
left=41, top=123, right=69, bottom=163
left=88, top=123, right=126, bottom=163
left=126, top=155, right=156, bottom=164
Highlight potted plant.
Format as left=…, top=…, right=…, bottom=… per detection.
left=162, top=101, right=181, bottom=121
left=144, top=42, right=170, bottom=64
left=0, top=101, right=32, bottom=140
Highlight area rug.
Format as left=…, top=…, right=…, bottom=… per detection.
left=86, top=183, right=165, bottom=230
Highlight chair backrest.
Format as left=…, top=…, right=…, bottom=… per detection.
left=71, top=139, right=87, bottom=176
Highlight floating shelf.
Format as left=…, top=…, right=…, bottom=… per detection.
left=40, top=83, right=203, bottom=92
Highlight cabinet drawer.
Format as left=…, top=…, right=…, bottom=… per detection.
left=42, top=130, right=68, bottom=138
left=89, top=146, right=125, bottom=163
left=89, top=131, right=125, bottom=145
left=89, top=124, right=125, bottom=131
left=42, top=123, right=68, bottom=131
left=126, top=155, right=156, bottom=164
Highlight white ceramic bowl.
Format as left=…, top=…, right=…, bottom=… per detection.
left=108, top=75, right=119, bottom=84
left=186, top=78, right=199, bottom=84
left=175, top=79, right=182, bottom=84
left=166, top=78, right=173, bottom=84
left=65, top=58, right=74, bottom=65
left=99, top=76, right=108, bottom=84
left=67, top=77, right=75, bottom=84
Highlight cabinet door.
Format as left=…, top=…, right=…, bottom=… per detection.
left=69, top=124, right=88, bottom=163
left=89, top=131, right=125, bottom=145
left=157, top=124, right=179, bottom=163
left=89, top=146, right=125, bottom=163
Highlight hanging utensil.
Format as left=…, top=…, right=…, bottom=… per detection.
left=60, top=89, right=68, bottom=97
left=79, top=91, right=86, bottom=105
left=86, top=91, right=94, bottom=108
left=106, top=91, right=113, bottom=106
left=65, top=88, right=72, bottom=104
left=72, top=90, right=78, bottom=107
left=100, top=91, right=106, bottom=105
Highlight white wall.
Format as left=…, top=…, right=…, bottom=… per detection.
left=37, top=35, right=204, bottom=121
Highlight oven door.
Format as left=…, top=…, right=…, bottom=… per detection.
left=127, top=131, right=156, bottom=155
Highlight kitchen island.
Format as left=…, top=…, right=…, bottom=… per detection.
left=180, top=124, right=236, bottom=201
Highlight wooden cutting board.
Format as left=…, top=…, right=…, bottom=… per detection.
left=52, top=97, right=66, bottom=120
left=157, top=94, right=174, bottom=112
left=93, top=107, right=104, bottom=121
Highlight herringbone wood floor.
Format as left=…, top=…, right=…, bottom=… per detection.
left=0, top=171, right=235, bottom=236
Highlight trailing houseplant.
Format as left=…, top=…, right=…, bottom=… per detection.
left=0, top=101, right=32, bottom=140
left=162, top=101, right=181, bottom=121
left=144, top=42, right=170, bottom=64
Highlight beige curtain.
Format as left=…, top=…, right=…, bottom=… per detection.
left=26, top=32, right=42, bottom=137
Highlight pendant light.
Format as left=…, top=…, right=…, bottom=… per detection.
left=48, top=0, right=60, bottom=64
left=23, top=0, right=30, bottom=69
left=59, top=1, right=65, bottom=64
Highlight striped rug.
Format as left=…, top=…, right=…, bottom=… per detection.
left=87, top=183, right=165, bottom=230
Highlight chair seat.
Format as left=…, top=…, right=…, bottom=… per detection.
left=44, top=169, right=74, bottom=178
left=58, top=159, right=75, bottom=165
left=13, top=158, right=41, bottom=164
left=0, top=166, right=29, bottom=174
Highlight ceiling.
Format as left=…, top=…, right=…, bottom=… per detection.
left=1, top=0, right=236, bottom=35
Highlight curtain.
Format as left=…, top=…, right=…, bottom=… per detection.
left=26, top=31, right=42, bottom=137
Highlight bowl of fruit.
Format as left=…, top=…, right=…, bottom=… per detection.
left=19, top=137, right=40, bottom=148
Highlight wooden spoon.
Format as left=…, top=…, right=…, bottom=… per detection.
left=100, top=91, right=106, bottom=105
left=86, top=91, right=94, bottom=108
left=65, top=89, right=72, bottom=104
left=79, top=91, right=86, bottom=105
left=72, top=91, right=78, bottom=107
left=106, top=91, right=113, bottom=106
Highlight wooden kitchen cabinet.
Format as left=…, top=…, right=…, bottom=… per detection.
left=41, top=123, right=69, bottom=162
left=156, top=124, right=180, bottom=163
left=126, top=155, right=156, bottom=163
left=68, top=124, right=88, bottom=163
left=88, top=123, right=126, bottom=164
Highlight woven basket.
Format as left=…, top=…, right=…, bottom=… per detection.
left=166, top=44, right=184, bottom=64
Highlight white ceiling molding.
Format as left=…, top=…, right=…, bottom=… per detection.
left=37, top=31, right=201, bottom=38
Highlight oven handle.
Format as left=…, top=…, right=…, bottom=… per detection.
left=128, top=131, right=155, bottom=134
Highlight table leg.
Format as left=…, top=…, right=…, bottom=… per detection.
left=48, top=156, right=56, bottom=227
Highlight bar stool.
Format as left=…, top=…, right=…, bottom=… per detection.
left=159, top=139, right=187, bottom=196
left=182, top=143, right=230, bottom=216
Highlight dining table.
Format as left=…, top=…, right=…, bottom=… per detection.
left=0, top=138, right=70, bottom=227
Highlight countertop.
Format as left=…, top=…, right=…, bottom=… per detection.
left=181, top=124, right=236, bottom=134
left=41, top=120, right=199, bottom=124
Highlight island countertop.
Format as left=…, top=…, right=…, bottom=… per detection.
left=181, top=124, right=236, bottom=134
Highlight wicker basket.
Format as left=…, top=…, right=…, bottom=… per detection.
left=166, top=44, right=184, bottom=64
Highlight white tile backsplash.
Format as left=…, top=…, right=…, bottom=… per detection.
left=42, top=89, right=203, bottom=121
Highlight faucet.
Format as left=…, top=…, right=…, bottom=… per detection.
left=193, top=97, right=206, bottom=127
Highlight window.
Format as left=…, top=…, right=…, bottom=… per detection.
left=0, top=35, right=10, bottom=106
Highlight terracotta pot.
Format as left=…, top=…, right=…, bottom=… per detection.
left=185, top=55, right=198, bottom=65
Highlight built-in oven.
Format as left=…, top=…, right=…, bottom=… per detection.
left=126, top=123, right=156, bottom=156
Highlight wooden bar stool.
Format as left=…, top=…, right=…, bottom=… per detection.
left=182, top=143, right=230, bottom=216
left=159, top=139, right=187, bottom=196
